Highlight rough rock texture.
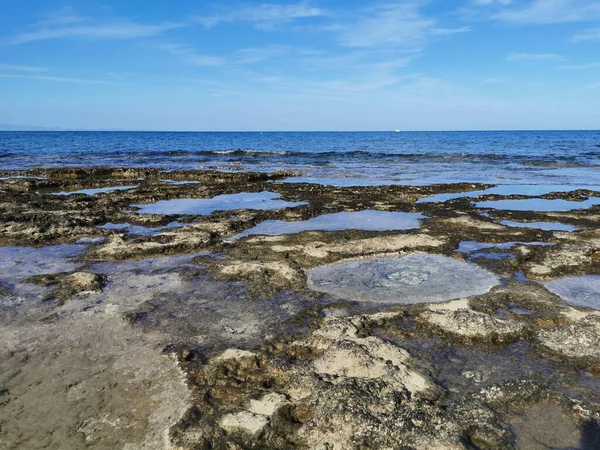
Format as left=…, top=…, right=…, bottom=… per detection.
left=0, top=300, right=190, bottom=449
left=2, top=170, right=600, bottom=449
left=537, top=315, right=600, bottom=359
left=426, top=306, right=526, bottom=341
left=526, top=235, right=600, bottom=279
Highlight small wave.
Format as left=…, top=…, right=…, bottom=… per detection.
left=207, top=149, right=289, bottom=156
left=195, top=150, right=600, bottom=166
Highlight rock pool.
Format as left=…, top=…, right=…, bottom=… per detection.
left=545, top=276, right=600, bottom=310
left=132, top=191, right=308, bottom=215
left=231, top=210, right=426, bottom=239
left=307, top=253, right=500, bottom=304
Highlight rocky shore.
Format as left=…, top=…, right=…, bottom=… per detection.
left=1, top=168, right=600, bottom=449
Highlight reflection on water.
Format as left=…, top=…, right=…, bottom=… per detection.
left=457, top=241, right=554, bottom=253
left=161, top=179, right=201, bottom=185
left=0, top=244, right=85, bottom=287
left=76, top=237, right=106, bottom=244
left=132, top=191, right=308, bottom=215
left=54, top=185, right=137, bottom=196
left=545, top=276, right=600, bottom=310
left=278, top=177, right=410, bottom=187
left=231, top=210, right=426, bottom=240
left=500, top=220, right=577, bottom=232
left=476, top=197, right=600, bottom=212
left=419, top=184, right=600, bottom=203
left=98, top=221, right=187, bottom=235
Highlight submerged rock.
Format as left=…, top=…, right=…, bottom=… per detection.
left=307, top=253, right=500, bottom=304
left=545, top=275, right=600, bottom=310
left=22, top=271, right=107, bottom=304
left=511, top=402, right=594, bottom=450
left=0, top=244, right=86, bottom=287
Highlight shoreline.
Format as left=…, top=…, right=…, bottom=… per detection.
left=1, top=167, right=600, bottom=448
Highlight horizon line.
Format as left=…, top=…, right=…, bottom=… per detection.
left=1, top=128, right=599, bottom=133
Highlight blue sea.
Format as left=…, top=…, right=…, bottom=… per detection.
left=1, top=130, right=600, bottom=187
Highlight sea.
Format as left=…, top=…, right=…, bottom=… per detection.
left=1, top=130, right=600, bottom=188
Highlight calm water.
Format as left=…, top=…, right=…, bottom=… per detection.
left=1, top=130, right=600, bottom=186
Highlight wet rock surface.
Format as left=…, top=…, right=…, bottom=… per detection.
left=1, top=168, right=600, bottom=449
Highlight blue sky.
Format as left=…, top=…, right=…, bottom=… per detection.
left=0, top=0, right=599, bottom=131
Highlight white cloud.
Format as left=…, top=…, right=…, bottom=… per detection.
left=483, top=77, right=509, bottom=83
left=431, top=26, right=472, bottom=36
left=39, top=7, right=85, bottom=26
left=160, top=42, right=317, bottom=67
left=494, top=0, right=600, bottom=24
left=234, top=45, right=292, bottom=64
left=196, top=2, right=325, bottom=28
left=473, top=0, right=512, bottom=5
left=337, top=3, right=468, bottom=49
left=573, top=28, right=600, bottom=41
left=159, top=43, right=226, bottom=66
left=6, top=20, right=182, bottom=45
left=0, top=73, right=104, bottom=84
left=574, top=81, right=600, bottom=92
left=560, top=61, right=600, bottom=69
left=506, top=52, right=565, bottom=62
left=0, top=63, right=47, bottom=72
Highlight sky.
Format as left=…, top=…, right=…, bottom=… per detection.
left=0, top=0, right=599, bottom=131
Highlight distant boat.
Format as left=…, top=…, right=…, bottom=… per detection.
left=395, top=130, right=401, bottom=132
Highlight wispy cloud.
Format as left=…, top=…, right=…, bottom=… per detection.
left=196, top=2, right=325, bottom=28
left=160, top=42, right=315, bottom=67
left=234, top=45, right=297, bottom=64
left=252, top=71, right=482, bottom=106
left=483, top=77, right=509, bottom=83
left=39, top=7, right=85, bottom=26
left=159, top=43, right=226, bottom=67
left=560, top=61, right=600, bottom=69
left=0, top=63, right=48, bottom=72
left=573, top=81, right=600, bottom=92
left=506, top=52, right=565, bottom=62
left=336, top=3, right=469, bottom=50
left=494, top=0, right=600, bottom=24
left=573, top=28, right=600, bottom=41
left=473, top=0, right=512, bottom=4
left=0, top=73, right=104, bottom=84
left=6, top=17, right=182, bottom=45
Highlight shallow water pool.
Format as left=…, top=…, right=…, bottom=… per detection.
left=545, top=276, right=600, bottom=310
left=500, top=220, right=577, bottom=232
left=457, top=241, right=554, bottom=253
left=0, top=244, right=86, bottom=287
left=98, top=221, right=187, bottom=236
left=54, top=185, right=137, bottom=196
left=132, top=191, right=308, bottom=215
left=231, top=210, right=426, bottom=239
left=476, top=197, right=600, bottom=212
left=418, top=184, right=600, bottom=204
left=307, top=253, right=500, bottom=304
